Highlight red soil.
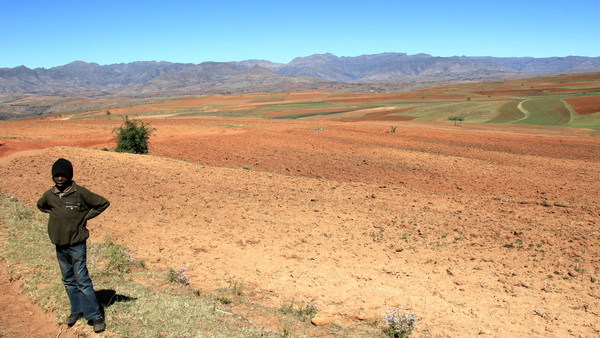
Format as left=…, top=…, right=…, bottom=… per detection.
left=564, top=95, right=600, bottom=115
left=0, top=261, right=79, bottom=338
left=1, top=117, right=600, bottom=337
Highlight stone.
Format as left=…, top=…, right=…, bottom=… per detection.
left=311, top=317, right=336, bottom=326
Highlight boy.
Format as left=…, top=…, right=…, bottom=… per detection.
left=37, top=158, right=110, bottom=333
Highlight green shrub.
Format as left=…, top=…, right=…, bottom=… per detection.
left=114, top=116, right=155, bottom=154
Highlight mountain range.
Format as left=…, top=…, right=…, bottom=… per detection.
left=1, top=52, right=599, bottom=96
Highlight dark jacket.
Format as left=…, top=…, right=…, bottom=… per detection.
left=37, top=182, right=110, bottom=246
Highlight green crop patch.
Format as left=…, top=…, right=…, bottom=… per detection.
left=517, top=99, right=571, bottom=125
left=487, top=101, right=524, bottom=123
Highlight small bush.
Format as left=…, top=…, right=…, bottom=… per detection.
left=166, top=267, right=190, bottom=285
left=228, top=279, right=243, bottom=296
left=279, top=299, right=295, bottom=315
left=279, top=299, right=319, bottom=321
left=296, top=300, right=319, bottom=320
left=381, top=306, right=418, bottom=338
left=216, top=295, right=232, bottom=305
left=114, top=116, right=155, bottom=154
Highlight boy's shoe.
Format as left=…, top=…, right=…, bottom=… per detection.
left=65, top=313, right=83, bottom=326
left=92, top=317, right=106, bottom=333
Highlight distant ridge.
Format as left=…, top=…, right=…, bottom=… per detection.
left=1, top=53, right=599, bottom=95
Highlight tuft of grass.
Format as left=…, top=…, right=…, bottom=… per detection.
left=89, top=235, right=143, bottom=277
left=215, top=295, right=232, bottom=305
left=279, top=298, right=319, bottom=321
left=279, top=299, right=295, bottom=315
left=281, top=322, right=293, bottom=337
left=228, top=279, right=244, bottom=296
left=165, top=267, right=190, bottom=285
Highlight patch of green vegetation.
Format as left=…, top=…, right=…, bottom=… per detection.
left=487, top=100, right=524, bottom=123
left=176, top=108, right=263, bottom=118
left=564, top=99, right=600, bottom=133
left=568, top=112, right=600, bottom=133
left=562, top=85, right=600, bottom=90
left=218, top=124, right=245, bottom=128
left=450, top=101, right=505, bottom=123
left=169, top=100, right=339, bottom=120
left=268, top=108, right=361, bottom=119
left=406, top=101, right=502, bottom=122
left=517, top=98, right=571, bottom=125
left=177, top=101, right=360, bottom=118
left=266, top=101, right=335, bottom=111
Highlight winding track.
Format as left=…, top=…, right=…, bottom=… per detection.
left=515, top=99, right=531, bottom=122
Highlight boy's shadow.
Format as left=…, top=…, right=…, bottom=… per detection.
left=95, top=289, right=137, bottom=316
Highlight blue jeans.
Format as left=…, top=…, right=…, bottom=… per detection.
left=55, top=242, right=102, bottom=321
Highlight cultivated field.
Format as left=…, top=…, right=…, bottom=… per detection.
left=1, top=73, right=600, bottom=337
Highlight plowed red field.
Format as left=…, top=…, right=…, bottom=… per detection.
left=1, top=117, right=600, bottom=337
left=564, top=95, right=600, bottom=115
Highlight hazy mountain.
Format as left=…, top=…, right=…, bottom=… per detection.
left=0, top=60, right=330, bottom=95
left=1, top=53, right=599, bottom=95
left=459, top=55, right=600, bottom=72
left=267, top=53, right=600, bottom=82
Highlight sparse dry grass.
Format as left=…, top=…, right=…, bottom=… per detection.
left=0, top=194, right=381, bottom=337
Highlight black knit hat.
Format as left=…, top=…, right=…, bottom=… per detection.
left=51, top=158, right=73, bottom=180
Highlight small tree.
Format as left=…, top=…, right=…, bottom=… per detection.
left=114, top=116, right=155, bottom=154
left=448, top=116, right=464, bottom=126
left=105, top=110, right=111, bottom=119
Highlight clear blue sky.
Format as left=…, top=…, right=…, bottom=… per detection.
left=1, top=0, right=598, bottom=69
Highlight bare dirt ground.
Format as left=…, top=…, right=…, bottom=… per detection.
left=1, top=117, right=600, bottom=337
left=0, top=260, right=81, bottom=338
